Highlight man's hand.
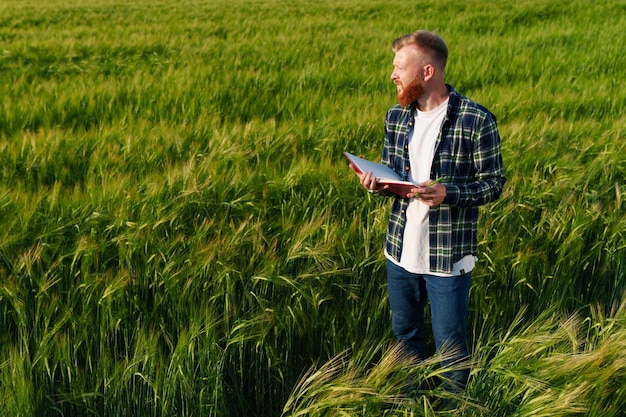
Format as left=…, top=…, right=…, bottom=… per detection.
left=407, top=179, right=446, bottom=206
left=350, top=164, right=389, bottom=193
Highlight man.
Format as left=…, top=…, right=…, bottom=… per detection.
left=353, top=30, right=505, bottom=392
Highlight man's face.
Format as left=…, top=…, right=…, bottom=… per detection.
left=391, top=46, right=424, bottom=107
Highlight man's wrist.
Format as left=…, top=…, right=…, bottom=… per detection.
left=443, top=184, right=459, bottom=205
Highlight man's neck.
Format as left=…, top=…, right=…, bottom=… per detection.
left=416, top=83, right=450, bottom=112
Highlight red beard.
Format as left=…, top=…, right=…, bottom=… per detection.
left=396, top=76, right=424, bottom=107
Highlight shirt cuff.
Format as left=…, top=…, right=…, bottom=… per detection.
left=443, top=184, right=460, bottom=205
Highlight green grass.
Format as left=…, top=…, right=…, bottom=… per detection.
left=0, top=0, right=624, bottom=415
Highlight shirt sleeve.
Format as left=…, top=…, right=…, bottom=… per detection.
left=443, top=111, right=506, bottom=207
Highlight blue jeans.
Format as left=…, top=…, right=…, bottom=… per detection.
left=386, top=260, right=471, bottom=391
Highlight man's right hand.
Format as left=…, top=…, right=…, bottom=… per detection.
left=351, top=166, right=388, bottom=193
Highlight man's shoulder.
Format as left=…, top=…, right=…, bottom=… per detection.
left=385, top=104, right=412, bottom=125
left=447, top=85, right=495, bottom=119
left=386, top=103, right=411, bottom=116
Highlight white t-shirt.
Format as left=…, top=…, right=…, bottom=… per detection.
left=386, top=99, right=476, bottom=277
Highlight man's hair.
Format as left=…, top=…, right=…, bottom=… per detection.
left=392, top=30, right=448, bottom=71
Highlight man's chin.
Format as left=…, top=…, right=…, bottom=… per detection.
left=396, top=80, right=423, bottom=107
left=397, top=96, right=412, bottom=107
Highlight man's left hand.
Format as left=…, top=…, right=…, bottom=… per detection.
left=407, top=181, right=446, bottom=206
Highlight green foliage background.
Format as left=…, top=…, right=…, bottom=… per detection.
left=0, top=0, right=624, bottom=415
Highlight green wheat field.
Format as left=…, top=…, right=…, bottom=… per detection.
left=1, top=0, right=625, bottom=415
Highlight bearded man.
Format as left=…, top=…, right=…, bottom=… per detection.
left=353, top=30, right=505, bottom=392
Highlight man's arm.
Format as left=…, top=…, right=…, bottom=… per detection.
left=443, top=111, right=506, bottom=207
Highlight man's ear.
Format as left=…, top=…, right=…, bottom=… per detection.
left=423, top=64, right=436, bottom=81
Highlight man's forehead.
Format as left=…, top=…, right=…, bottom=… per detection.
left=393, top=46, right=420, bottom=65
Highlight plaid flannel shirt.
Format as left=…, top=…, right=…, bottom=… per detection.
left=382, top=85, right=505, bottom=274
